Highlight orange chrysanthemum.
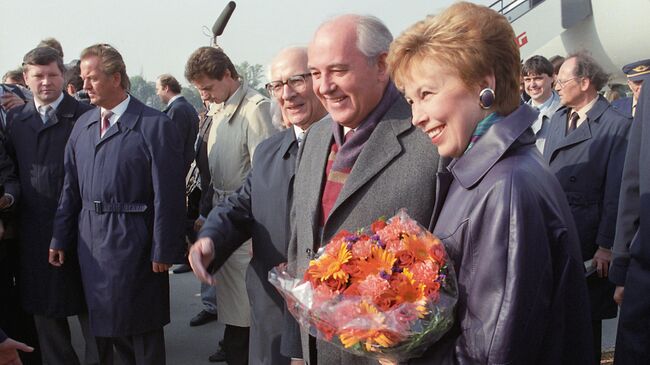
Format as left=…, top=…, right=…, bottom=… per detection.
left=306, top=241, right=352, bottom=283
left=356, top=246, right=397, bottom=279
left=392, top=269, right=426, bottom=307
left=338, top=301, right=401, bottom=351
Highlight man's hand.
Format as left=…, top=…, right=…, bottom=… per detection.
left=592, top=247, right=612, bottom=278
left=0, top=93, right=25, bottom=111
left=614, top=286, right=624, bottom=305
left=290, top=359, right=305, bottom=365
left=193, top=217, right=205, bottom=232
left=152, top=262, right=171, bottom=273
left=0, top=194, right=13, bottom=210
left=48, top=249, right=65, bottom=267
left=189, top=237, right=216, bottom=286
left=0, top=337, right=34, bottom=365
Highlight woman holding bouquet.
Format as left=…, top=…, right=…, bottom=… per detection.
left=387, top=2, right=594, bottom=364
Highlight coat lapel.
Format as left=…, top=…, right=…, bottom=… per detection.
left=429, top=156, right=454, bottom=231
left=220, top=86, right=247, bottom=126
left=95, top=97, right=143, bottom=148
left=18, top=101, right=46, bottom=134
left=546, top=97, right=609, bottom=161
left=301, top=119, right=334, bottom=246
left=330, top=98, right=411, bottom=218
left=41, top=94, right=76, bottom=132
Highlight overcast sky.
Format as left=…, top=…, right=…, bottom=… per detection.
left=1, top=0, right=493, bottom=85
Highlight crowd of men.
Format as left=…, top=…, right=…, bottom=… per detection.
left=0, top=12, right=649, bottom=365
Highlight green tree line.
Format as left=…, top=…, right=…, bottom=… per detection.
left=129, top=62, right=268, bottom=112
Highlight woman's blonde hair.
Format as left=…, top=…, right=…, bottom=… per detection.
left=388, top=1, right=521, bottom=115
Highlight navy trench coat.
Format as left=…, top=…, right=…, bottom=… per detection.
left=5, top=94, right=92, bottom=318
left=51, top=96, right=186, bottom=337
left=543, top=96, right=631, bottom=319
left=609, top=77, right=650, bottom=364
left=413, top=105, right=593, bottom=364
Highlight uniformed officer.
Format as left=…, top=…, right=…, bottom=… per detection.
left=612, top=59, right=650, bottom=117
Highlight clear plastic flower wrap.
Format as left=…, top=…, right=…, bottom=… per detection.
left=269, top=210, right=458, bottom=362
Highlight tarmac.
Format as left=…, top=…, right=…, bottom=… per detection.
left=68, top=267, right=619, bottom=364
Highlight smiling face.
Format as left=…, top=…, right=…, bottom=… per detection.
left=523, top=72, right=554, bottom=105
left=269, top=48, right=326, bottom=130
left=308, top=17, right=388, bottom=129
left=403, top=59, right=487, bottom=158
left=23, top=61, right=64, bottom=105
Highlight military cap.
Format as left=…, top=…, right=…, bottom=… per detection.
left=622, top=59, right=650, bottom=81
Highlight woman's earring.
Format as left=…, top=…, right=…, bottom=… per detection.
left=479, top=88, right=495, bottom=110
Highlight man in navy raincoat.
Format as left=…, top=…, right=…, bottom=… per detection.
left=49, top=44, right=185, bottom=365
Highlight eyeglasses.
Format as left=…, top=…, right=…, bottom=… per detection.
left=265, top=73, right=311, bottom=97
left=555, top=77, right=580, bottom=89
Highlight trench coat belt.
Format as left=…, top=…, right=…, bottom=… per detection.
left=82, top=200, right=148, bottom=214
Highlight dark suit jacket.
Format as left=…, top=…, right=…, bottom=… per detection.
left=611, top=88, right=649, bottom=283
left=611, top=96, right=633, bottom=118
left=543, top=95, right=631, bottom=319
left=609, top=76, right=650, bottom=364
left=0, top=84, right=27, bottom=135
left=5, top=94, right=92, bottom=317
left=0, top=141, right=18, bottom=263
left=51, top=96, right=185, bottom=336
left=199, top=126, right=304, bottom=365
left=283, top=96, right=440, bottom=365
left=163, top=96, right=199, bottom=174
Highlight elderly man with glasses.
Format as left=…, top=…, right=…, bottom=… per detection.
left=543, top=52, right=632, bottom=364
left=189, top=47, right=327, bottom=365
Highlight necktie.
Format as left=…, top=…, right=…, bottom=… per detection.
left=100, top=110, right=113, bottom=138
left=296, top=131, right=305, bottom=148
left=41, top=105, right=55, bottom=124
left=567, top=111, right=579, bottom=135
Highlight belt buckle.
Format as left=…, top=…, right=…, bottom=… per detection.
left=93, top=201, right=103, bottom=214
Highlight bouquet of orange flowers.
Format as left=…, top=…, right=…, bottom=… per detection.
left=269, top=210, right=457, bottom=362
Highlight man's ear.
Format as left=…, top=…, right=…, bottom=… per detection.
left=579, top=77, right=591, bottom=92
left=376, top=53, right=389, bottom=82
left=112, top=72, right=122, bottom=88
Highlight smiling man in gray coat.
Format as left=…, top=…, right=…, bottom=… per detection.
left=281, top=14, right=440, bottom=365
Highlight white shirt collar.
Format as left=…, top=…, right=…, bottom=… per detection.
left=293, top=125, right=305, bottom=140
left=36, top=92, right=64, bottom=114
left=101, top=94, right=131, bottom=127
left=167, top=94, right=182, bottom=106
left=574, top=95, right=599, bottom=125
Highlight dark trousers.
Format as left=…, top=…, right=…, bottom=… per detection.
left=614, top=259, right=650, bottom=364
left=96, top=328, right=165, bottom=365
left=223, top=324, right=249, bottom=365
left=592, top=320, right=602, bottom=365
left=33, top=313, right=98, bottom=365
left=0, top=238, right=41, bottom=365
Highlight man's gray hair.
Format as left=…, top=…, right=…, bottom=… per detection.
left=356, top=15, right=393, bottom=64
left=567, top=51, right=610, bottom=91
